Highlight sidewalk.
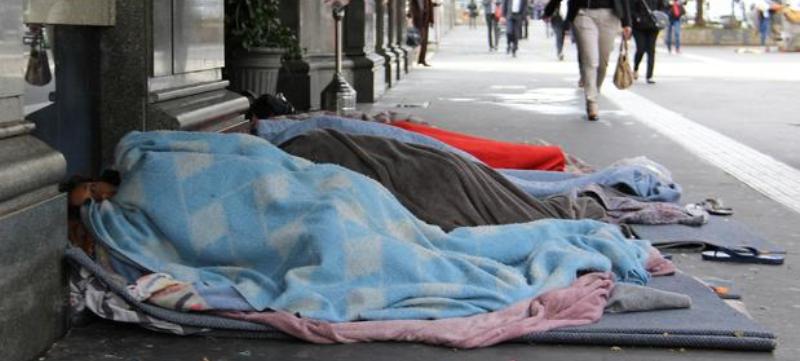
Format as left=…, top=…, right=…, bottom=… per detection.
left=364, top=23, right=800, bottom=360
left=42, top=25, right=799, bottom=361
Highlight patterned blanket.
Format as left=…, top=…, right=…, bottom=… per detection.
left=86, top=131, right=652, bottom=322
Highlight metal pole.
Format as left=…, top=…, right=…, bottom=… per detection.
left=321, top=5, right=357, bottom=113
left=335, top=7, right=343, bottom=75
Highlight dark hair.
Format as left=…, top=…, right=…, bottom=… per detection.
left=60, top=169, right=121, bottom=219
left=248, top=93, right=296, bottom=120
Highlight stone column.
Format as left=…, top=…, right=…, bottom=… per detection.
left=394, top=0, right=411, bottom=74
left=344, top=0, right=386, bottom=102
left=374, top=0, right=396, bottom=88
left=278, top=2, right=358, bottom=110
left=385, top=0, right=401, bottom=80
left=98, top=0, right=249, bottom=165
left=0, top=1, right=68, bottom=361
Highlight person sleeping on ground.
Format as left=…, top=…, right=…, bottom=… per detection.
left=279, top=128, right=606, bottom=231
left=66, top=130, right=664, bottom=322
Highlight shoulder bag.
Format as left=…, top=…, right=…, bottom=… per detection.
left=640, top=0, right=669, bottom=30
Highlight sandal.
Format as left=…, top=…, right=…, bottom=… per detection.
left=701, top=246, right=784, bottom=265
left=699, top=198, right=734, bottom=216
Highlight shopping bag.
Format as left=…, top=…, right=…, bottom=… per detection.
left=613, top=39, right=634, bottom=90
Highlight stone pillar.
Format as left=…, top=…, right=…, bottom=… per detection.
left=344, top=0, right=386, bottom=102
left=98, top=0, right=249, bottom=165
left=0, top=1, right=68, bottom=361
left=385, top=0, right=400, bottom=80
left=374, top=0, right=396, bottom=88
left=278, top=2, right=358, bottom=110
left=394, top=0, right=411, bottom=74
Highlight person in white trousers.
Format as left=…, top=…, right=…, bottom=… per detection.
left=544, top=0, right=632, bottom=121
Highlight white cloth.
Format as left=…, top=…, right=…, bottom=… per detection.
left=513, top=0, right=522, bottom=13
left=559, top=0, right=569, bottom=17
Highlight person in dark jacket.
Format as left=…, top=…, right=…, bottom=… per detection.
left=410, top=0, right=437, bottom=66
left=631, top=0, right=666, bottom=83
left=544, top=0, right=632, bottom=121
left=547, top=0, right=571, bottom=60
left=502, top=0, right=530, bottom=57
left=665, top=0, right=685, bottom=53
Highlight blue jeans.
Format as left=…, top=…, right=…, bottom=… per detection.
left=666, top=19, right=681, bottom=51
left=759, top=17, right=770, bottom=46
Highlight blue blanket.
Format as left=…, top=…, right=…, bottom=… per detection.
left=256, top=117, right=681, bottom=202
left=499, top=167, right=682, bottom=203
left=86, top=131, right=652, bottom=322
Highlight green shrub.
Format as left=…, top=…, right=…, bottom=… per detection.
left=225, top=0, right=303, bottom=59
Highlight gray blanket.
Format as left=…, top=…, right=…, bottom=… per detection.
left=280, top=129, right=606, bottom=231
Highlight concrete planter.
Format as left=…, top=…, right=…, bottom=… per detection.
left=676, top=26, right=770, bottom=46
left=226, top=47, right=285, bottom=97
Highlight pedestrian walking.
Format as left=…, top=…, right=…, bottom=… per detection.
left=502, top=0, right=529, bottom=57
left=665, top=0, right=685, bottom=54
left=468, top=0, right=479, bottom=29
left=547, top=0, right=571, bottom=60
left=482, top=0, right=502, bottom=50
left=544, top=0, right=633, bottom=121
left=410, top=0, right=438, bottom=66
left=755, top=0, right=781, bottom=51
left=632, top=0, right=666, bottom=84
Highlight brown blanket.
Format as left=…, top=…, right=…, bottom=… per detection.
left=280, top=129, right=605, bottom=231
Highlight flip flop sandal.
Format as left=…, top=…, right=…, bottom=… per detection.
left=700, top=198, right=734, bottom=216
left=701, top=247, right=784, bottom=265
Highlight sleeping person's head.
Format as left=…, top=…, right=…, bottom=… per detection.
left=60, top=170, right=120, bottom=210
left=59, top=170, right=121, bottom=255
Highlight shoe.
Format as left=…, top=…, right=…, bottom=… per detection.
left=646, top=78, right=655, bottom=84
left=698, top=198, right=734, bottom=216
left=633, top=71, right=639, bottom=80
left=558, top=53, right=564, bottom=61
left=702, top=247, right=784, bottom=265
left=418, top=62, right=431, bottom=67
left=586, top=102, right=599, bottom=121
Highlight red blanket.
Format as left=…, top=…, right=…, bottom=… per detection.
left=390, top=121, right=565, bottom=171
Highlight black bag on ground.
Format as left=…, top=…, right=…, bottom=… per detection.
left=406, top=27, right=422, bottom=47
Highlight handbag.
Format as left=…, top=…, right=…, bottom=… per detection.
left=406, top=27, right=422, bottom=47
left=24, top=31, right=52, bottom=86
left=613, top=38, right=634, bottom=90
left=639, top=0, right=669, bottom=30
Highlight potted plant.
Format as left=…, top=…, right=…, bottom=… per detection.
left=225, top=0, right=302, bottom=97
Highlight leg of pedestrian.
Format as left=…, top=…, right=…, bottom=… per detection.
left=633, top=29, right=646, bottom=79
left=646, top=30, right=658, bottom=83
left=595, top=9, right=620, bottom=93
left=572, top=10, right=601, bottom=119
left=486, top=14, right=495, bottom=50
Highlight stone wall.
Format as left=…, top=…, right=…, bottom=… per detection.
left=0, top=1, right=68, bottom=361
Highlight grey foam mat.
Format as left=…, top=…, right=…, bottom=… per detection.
left=630, top=215, right=786, bottom=254
left=65, top=248, right=776, bottom=351
left=520, top=272, right=776, bottom=351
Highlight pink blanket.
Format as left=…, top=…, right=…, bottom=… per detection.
left=218, top=251, right=674, bottom=348
left=222, top=272, right=614, bottom=348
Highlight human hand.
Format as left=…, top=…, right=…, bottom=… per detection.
left=623, top=26, right=632, bottom=39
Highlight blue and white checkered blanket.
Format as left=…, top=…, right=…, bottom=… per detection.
left=86, top=131, right=651, bottom=322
